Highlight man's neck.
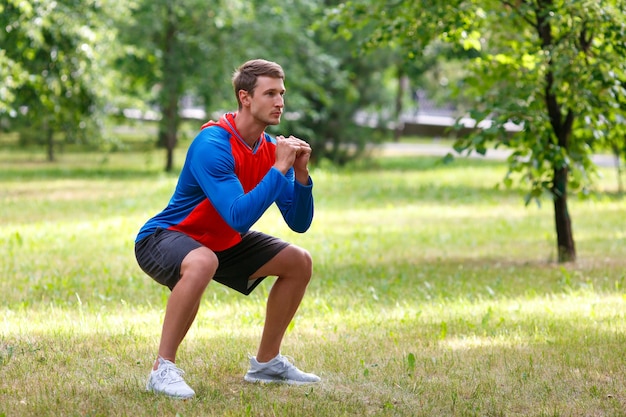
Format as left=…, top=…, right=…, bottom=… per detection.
left=233, top=112, right=265, bottom=148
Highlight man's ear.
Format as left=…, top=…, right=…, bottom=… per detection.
left=238, top=89, right=251, bottom=107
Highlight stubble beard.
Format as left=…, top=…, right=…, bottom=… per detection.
left=266, top=114, right=281, bottom=126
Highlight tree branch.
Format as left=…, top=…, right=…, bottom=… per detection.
left=561, top=109, right=574, bottom=148
left=578, top=22, right=593, bottom=53
left=534, top=0, right=563, bottom=138
left=501, top=0, right=536, bottom=27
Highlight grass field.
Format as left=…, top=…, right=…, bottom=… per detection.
left=1, top=146, right=625, bottom=416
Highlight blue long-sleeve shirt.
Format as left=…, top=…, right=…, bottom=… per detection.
left=135, top=112, right=314, bottom=251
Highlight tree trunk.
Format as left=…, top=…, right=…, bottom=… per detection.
left=612, top=144, right=623, bottom=194
left=160, top=2, right=180, bottom=173
left=394, top=69, right=407, bottom=141
left=552, top=166, right=576, bottom=262
left=161, top=95, right=178, bottom=172
left=45, top=120, right=54, bottom=162
left=536, top=1, right=577, bottom=263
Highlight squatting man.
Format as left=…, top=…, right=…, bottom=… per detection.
left=134, top=59, right=320, bottom=398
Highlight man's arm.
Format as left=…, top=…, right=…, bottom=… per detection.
left=274, top=136, right=314, bottom=232
left=275, top=172, right=314, bottom=233
left=190, top=134, right=289, bottom=233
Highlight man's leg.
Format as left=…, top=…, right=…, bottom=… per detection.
left=249, top=244, right=312, bottom=362
left=156, top=246, right=218, bottom=366
left=146, top=246, right=218, bottom=398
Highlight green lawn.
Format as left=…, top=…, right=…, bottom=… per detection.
left=1, top=148, right=625, bottom=416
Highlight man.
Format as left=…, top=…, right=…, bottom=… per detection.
left=134, top=59, right=320, bottom=399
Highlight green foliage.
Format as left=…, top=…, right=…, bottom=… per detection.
left=219, top=0, right=396, bottom=165
left=457, top=1, right=625, bottom=202
left=107, top=0, right=397, bottom=167
left=112, top=0, right=237, bottom=170
left=0, top=0, right=125, bottom=156
left=329, top=0, right=626, bottom=197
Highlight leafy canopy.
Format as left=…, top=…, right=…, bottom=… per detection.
left=328, top=0, right=626, bottom=201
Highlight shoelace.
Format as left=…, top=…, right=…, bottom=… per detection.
left=274, top=354, right=298, bottom=372
left=159, top=363, right=185, bottom=384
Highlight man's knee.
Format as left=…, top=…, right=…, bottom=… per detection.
left=301, top=248, right=313, bottom=276
left=181, top=247, right=218, bottom=285
left=287, top=245, right=313, bottom=281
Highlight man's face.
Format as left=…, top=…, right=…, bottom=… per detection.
left=246, top=76, right=285, bottom=126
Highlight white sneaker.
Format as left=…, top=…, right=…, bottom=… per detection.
left=146, top=357, right=195, bottom=399
left=244, top=354, right=321, bottom=385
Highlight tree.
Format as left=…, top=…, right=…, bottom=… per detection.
left=0, top=0, right=123, bottom=160
left=115, top=0, right=238, bottom=172
left=226, top=0, right=395, bottom=164
left=329, top=0, right=626, bottom=262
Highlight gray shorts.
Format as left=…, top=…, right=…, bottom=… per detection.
left=135, top=228, right=289, bottom=295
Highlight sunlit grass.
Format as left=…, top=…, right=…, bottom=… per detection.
left=1, top=149, right=625, bottom=416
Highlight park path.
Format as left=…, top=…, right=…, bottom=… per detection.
left=381, top=142, right=617, bottom=168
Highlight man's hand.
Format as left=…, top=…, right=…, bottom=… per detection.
left=274, top=135, right=311, bottom=185
left=292, top=138, right=311, bottom=185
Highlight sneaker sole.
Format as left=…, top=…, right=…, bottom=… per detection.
left=146, top=384, right=195, bottom=399
left=244, top=375, right=320, bottom=386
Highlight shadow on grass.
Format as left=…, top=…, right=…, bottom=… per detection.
left=0, top=150, right=182, bottom=181
left=310, top=255, right=626, bottom=309
left=0, top=163, right=176, bottom=181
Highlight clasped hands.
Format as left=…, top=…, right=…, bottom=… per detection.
left=274, top=135, right=311, bottom=181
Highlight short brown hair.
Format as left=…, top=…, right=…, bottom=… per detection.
left=232, top=59, right=285, bottom=108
